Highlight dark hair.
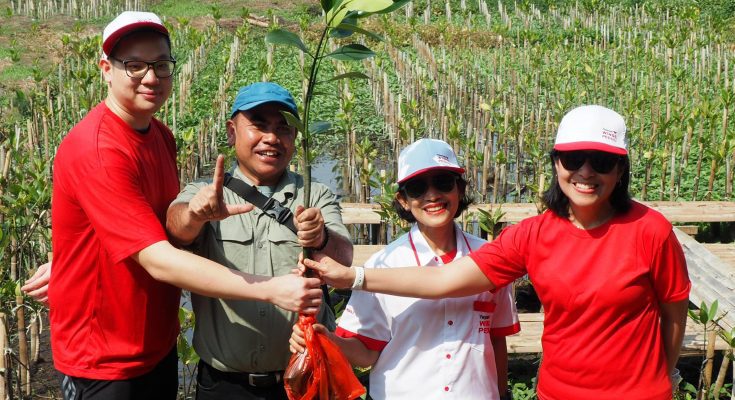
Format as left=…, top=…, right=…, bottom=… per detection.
left=542, top=151, right=632, bottom=218
left=109, top=29, right=172, bottom=59
left=392, top=173, right=473, bottom=223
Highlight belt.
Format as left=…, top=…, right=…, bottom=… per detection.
left=201, top=361, right=284, bottom=388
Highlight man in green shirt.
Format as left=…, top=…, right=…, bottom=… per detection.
left=166, top=82, right=353, bottom=400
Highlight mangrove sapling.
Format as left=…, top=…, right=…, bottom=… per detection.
left=266, top=0, right=409, bottom=249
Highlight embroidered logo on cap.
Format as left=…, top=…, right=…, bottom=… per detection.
left=601, top=128, right=618, bottom=143
left=433, top=154, right=451, bottom=165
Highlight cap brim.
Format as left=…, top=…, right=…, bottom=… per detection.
left=103, top=22, right=169, bottom=56
left=398, top=166, right=465, bottom=184
left=231, top=100, right=299, bottom=119
left=554, top=142, right=627, bottom=155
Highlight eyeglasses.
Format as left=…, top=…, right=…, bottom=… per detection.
left=109, top=57, right=176, bottom=78
left=554, top=150, right=622, bottom=174
left=401, top=172, right=458, bottom=198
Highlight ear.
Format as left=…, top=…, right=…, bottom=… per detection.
left=395, top=191, right=410, bottom=211
left=100, top=58, right=113, bottom=85
left=226, top=119, right=236, bottom=146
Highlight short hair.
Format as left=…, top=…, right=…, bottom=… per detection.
left=392, top=173, right=473, bottom=223
left=542, top=151, right=632, bottom=218
left=109, top=29, right=172, bottom=59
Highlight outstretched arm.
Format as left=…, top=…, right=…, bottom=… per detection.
left=166, top=154, right=253, bottom=246
left=303, top=255, right=495, bottom=298
left=134, top=241, right=323, bottom=313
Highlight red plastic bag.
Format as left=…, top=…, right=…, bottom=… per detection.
left=284, top=315, right=366, bottom=400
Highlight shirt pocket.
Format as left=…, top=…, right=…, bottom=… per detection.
left=210, top=218, right=253, bottom=272
left=267, top=224, right=301, bottom=276
left=470, top=300, right=496, bottom=352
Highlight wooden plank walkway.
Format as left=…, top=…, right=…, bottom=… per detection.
left=340, top=201, right=735, bottom=224
left=674, top=228, right=735, bottom=332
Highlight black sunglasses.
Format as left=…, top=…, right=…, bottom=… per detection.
left=554, top=150, right=622, bottom=174
left=401, top=172, right=458, bottom=198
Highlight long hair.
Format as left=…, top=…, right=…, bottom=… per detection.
left=542, top=151, right=632, bottom=218
left=392, top=174, right=472, bottom=223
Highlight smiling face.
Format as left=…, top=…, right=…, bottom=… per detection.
left=554, top=151, right=624, bottom=217
left=396, top=170, right=461, bottom=231
left=227, top=102, right=296, bottom=186
left=101, top=30, right=173, bottom=129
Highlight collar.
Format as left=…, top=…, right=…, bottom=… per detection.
left=407, top=223, right=472, bottom=266
left=230, top=167, right=296, bottom=206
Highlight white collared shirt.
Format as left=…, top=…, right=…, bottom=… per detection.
left=336, top=224, right=520, bottom=400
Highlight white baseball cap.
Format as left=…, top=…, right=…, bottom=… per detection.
left=554, top=105, right=627, bottom=155
left=397, top=139, right=465, bottom=183
left=102, top=11, right=169, bottom=57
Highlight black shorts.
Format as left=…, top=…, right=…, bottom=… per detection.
left=61, top=346, right=178, bottom=400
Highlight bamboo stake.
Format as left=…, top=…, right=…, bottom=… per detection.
left=30, top=314, right=39, bottom=364
left=702, top=328, right=717, bottom=399
left=0, top=313, right=6, bottom=400
left=712, top=348, right=731, bottom=399
left=15, top=286, right=29, bottom=396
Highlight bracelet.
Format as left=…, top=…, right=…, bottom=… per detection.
left=351, top=266, right=365, bottom=290
left=313, top=226, right=329, bottom=251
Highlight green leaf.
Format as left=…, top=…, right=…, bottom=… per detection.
left=708, top=300, right=719, bottom=321
left=265, top=29, right=309, bottom=55
left=326, top=6, right=350, bottom=27
left=326, top=0, right=393, bottom=27
left=320, top=0, right=335, bottom=13
left=326, top=71, right=370, bottom=82
left=332, top=22, right=384, bottom=42
left=326, top=44, right=375, bottom=61
left=347, top=0, right=411, bottom=19
left=281, top=110, right=304, bottom=133
left=375, top=0, right=411, bottom=14
left=344, top=0, right=393, bottom=13
left=310, top=121, right=332, bottom=135
left=330, top=17, right=358, bottom=39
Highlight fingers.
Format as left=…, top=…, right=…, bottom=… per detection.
left=302, top=257, right=326, bottom=273
left=293, top=207, right=326, bottom=248
left=21, top=262, right=51, bottom=293
left=212, top=154, right=225, bottom=200
left=226, top=203, right=254, bottom=216
left=312, top=323, right=328, bottom=334
left=303, top=276, right=323, bottom=289
left=298, top=292, right=323, bottom=315
left=24, top=287, right=49, bottom=305
left=289, top=325, right=307, bottom=353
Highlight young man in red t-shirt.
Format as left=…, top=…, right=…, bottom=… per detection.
left=26, top=11, right=324, bottom=400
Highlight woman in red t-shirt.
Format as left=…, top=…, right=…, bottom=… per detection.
left=303, top=105, right=690, bottom=400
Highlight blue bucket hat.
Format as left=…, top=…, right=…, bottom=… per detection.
left=230, top=82, right=299, bottom=119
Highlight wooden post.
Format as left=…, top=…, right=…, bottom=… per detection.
left=0, top=313, right=7, bottom=400
left=702, top=328, right=717, bottom=399
left=15, top=286, right=29, bottom=396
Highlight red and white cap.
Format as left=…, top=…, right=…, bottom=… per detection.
left=554, top=105, right=627, bottom=155
left=397, top=139, right=465, bottom=184
left=102, top=11, right=169, bottom=57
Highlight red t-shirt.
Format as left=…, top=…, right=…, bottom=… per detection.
left=469, top=202, right=690, bottom=400
left=49, top=102, right=181, bottom=380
